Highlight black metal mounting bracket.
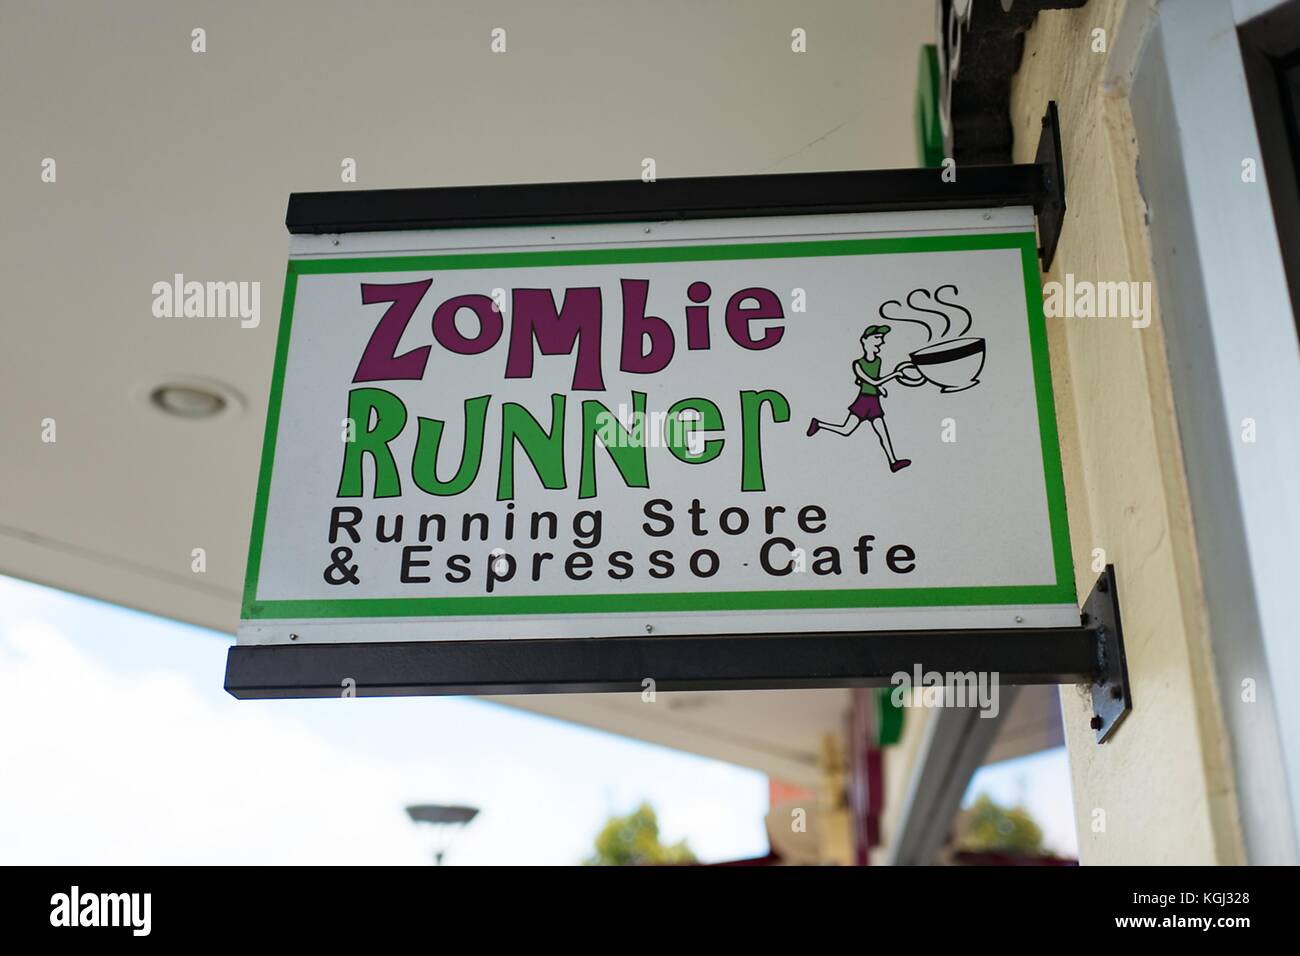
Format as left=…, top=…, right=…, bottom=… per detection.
left=1081, top=564, right=1133, bottom=743
left=1034, top=101, right=1068, bottom=270
left=284, top=103, right=1068, bottom=271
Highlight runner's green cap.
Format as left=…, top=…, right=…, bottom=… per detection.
left=861, top=324, right=891, bottom=338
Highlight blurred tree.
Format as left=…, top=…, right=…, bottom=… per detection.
left=957, top=793, right=1045, bottom=855
left=584, top=802, right=697, bottom=866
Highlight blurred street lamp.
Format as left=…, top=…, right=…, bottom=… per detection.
left=405, top=804, right=479, bottom=865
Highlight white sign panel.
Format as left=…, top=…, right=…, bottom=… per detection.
left=239, top=209, right=1075, bottom=645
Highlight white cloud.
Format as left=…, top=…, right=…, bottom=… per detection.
left=0, top=618, right=628, bottom=864
left=0, top=593, right=768, bottom=865
left=0, top=618, right=436, bottom=864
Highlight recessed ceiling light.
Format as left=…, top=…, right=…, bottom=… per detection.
left=141, top=378, right=243, bottom=420
left=150, top=384, right=226, bottom=418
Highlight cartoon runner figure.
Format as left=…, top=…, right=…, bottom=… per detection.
left=806, top=324, right=913, bottom=473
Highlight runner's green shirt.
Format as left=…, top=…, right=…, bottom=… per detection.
left=855, top=356, right=882, bottom=396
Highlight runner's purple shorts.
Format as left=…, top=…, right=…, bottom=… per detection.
left=848, top=393, right=885, bottom=421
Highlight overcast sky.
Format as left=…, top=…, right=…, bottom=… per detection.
left=0, top=574, right=771, bottom=865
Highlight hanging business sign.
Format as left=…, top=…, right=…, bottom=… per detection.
left=238, top=203, right=1075, bottom=657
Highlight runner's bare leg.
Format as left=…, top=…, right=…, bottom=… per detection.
left=813, top=415, right=861, bottom=437
left=870, top=418, right=898, bottom=464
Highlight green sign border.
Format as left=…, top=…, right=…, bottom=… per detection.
left=241, top=231, right=1076, bottom=621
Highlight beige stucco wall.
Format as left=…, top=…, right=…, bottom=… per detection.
left=1008, top=0, right=1245, bottom=864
